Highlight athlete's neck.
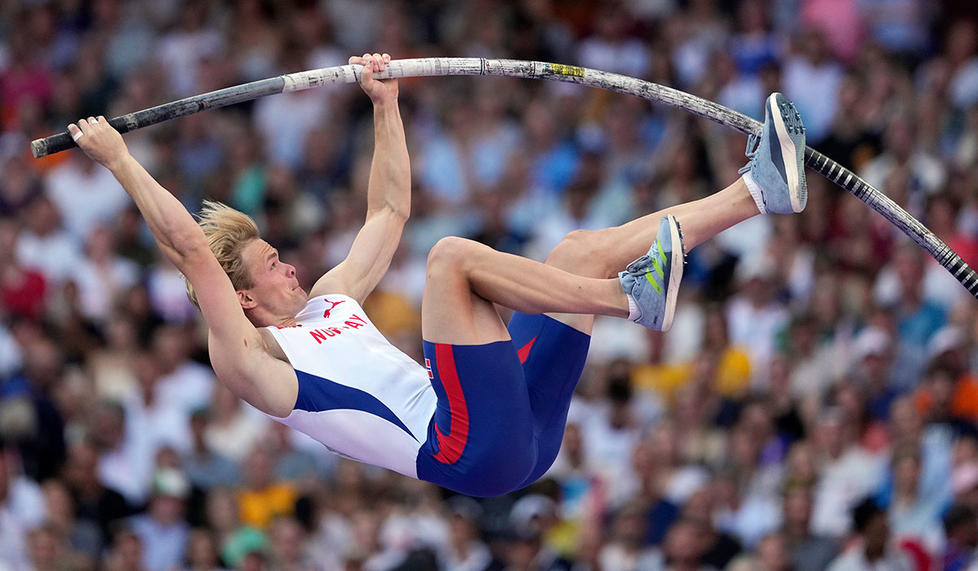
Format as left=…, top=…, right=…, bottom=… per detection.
left=244, top=306, right=297, bottom=329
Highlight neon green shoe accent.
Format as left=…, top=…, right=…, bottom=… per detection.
left=650, top=249, right=662, bottom=278
left=655, top=240, right=667, bottom=279
left=644, top=270, right=662, bottom=294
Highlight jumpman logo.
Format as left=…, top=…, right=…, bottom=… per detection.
left=323, top=298, right=346, bottom=318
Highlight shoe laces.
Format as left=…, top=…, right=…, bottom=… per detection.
left=737, top=133, right=760, bottom=175
left=625, top=252, right=652, bottom=274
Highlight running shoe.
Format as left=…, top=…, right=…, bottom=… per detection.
left=618, top=215, right=684, bottom=331
left=739, top=92, right=808, bottom=214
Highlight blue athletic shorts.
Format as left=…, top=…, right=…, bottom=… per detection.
left=416, top=313, right=590, bottom=497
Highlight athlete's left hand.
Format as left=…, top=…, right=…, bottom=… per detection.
left=351, top=52, right=397, bottom=104
left=68, top=116, right=130, bottom=172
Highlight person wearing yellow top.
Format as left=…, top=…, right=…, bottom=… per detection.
left=632, top=306, right=752, bottom=403
left=236, top=446, right=297, bottom=529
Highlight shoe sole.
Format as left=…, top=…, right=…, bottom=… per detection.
left=769, top=93, right=807, bottom=213
left=660, top=215, right=684, bottom=332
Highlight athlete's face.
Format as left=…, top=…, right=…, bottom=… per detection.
left=239, top=239, right=307, bottom=320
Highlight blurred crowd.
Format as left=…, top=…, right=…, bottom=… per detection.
left=2, top=0, right=978, bottom=570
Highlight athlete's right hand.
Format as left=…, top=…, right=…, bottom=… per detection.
left=350, top=52, right=397, bottom=105
left=67, top=116, right=130, bottom=171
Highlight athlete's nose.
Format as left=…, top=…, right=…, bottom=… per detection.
left=285, top=264, right=296, bottom=278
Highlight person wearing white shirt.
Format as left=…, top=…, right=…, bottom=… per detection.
left=0, top=445, right=47, bottom=571
left=15, top=195, right=84, bottom=286
left=44, top=154, right=130, bottom=241
left=827, top=498, right=913, bottom=571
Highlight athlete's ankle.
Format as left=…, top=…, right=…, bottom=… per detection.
left=741, top=172, right=767, bottom=215
left=625, top=293, right=641, bottom=322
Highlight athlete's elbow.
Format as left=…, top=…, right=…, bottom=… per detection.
left=166, top=236, right=213, bottom=275
left=394, top=196, right=412, bottom=220
left=171, top=232, right=210, bottom=259
left=391, top=205, right=409, bottom=223
left=384, top=196, right=410, bottom=220
left=369, top=202, right=410, bottom=224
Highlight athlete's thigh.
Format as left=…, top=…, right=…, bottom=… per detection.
left=421, top=237, right=509, bottom=345
left=508, top=311, right=590, bottom=486
left=417, top=339, right=536, bottom=496
left=508, top=312, right=591, bottom=424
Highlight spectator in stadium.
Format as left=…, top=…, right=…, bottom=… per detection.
left=941, top=503, right=978, bottom=571
left=128, top=468, right=191, bottom=571
left=826, top=497, right=913, bottom=571
left=2, top=2, right=978, bottom=569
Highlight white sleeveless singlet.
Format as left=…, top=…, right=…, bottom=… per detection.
left=265, top=294, right=437, bottom=478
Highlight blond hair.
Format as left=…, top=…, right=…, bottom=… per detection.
left=185, top=200, right=260, bottom=309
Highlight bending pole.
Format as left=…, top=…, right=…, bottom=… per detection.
left=30, top=57, right=978, bottom=299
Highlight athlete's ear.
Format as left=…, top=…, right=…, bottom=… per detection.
left=237, top=290, right=257, bottom=310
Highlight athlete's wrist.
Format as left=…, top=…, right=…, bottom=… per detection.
left=372, top=95, right=399, bottom=110
left=105, top=152, right=135, bottom=174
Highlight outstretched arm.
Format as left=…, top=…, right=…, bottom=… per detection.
left=68, top=118, right=297, bottom=417
left=68, top=119, right=209, bottom=271
left=309, top=53, right=411, bottom=303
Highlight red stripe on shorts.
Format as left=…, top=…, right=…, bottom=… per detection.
left=432, top=343, right=469, bottom=464
left=517, top=336, right=537, bottom=364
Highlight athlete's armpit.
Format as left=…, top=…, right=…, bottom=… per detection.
left=208, top=328, right=298, bottom=418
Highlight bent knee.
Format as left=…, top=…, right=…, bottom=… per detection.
left=426, top=236, right=481, bottom=273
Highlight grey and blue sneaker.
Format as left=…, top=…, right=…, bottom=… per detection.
left=739, top=92, right=807, bottom=214
left=618, top=215, right=685, bottom=331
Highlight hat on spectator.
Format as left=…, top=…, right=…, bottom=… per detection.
left=853, top=327, right=890, bottom=360
left=735, top=254, right=777, bottom=284
left=952, top=462, right=978, bottom=496
left=509, top=494, right=556, bottom=537
left=448, top=495, right=484, bottom=522
left=926, top=326, right=964, bottom=362
left=151, top=468, right=190, bottom=499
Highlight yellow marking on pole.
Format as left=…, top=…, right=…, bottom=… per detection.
left=548, top=64, right=585, bottom=77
